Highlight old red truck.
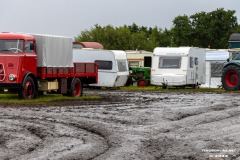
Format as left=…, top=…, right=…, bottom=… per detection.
left=0, top=32, right=98, bottom=99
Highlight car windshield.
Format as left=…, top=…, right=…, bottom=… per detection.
left=0, top=39, right=24, bottom=53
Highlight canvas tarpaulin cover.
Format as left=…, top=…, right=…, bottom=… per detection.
left=30, top=34, right=73, bottom=67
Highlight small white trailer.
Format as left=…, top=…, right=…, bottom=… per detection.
left=73, top=49, right=129, bottom=87
left=151, top=47, right=206, bottom=88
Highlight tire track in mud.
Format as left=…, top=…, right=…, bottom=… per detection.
left=82, top=91, right=240, bottom=159
left=139, top=92, right=240, bottom=160
left=1, top=90, right=240, bottom=159
left=0, top=113, right=110, bottom=160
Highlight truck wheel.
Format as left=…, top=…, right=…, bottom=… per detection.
left=69, top=78, right=82, bottom=97
left=222, top=65, right=240, bottom=90
left=137, top=78, right=147, bottom=87
left=19, top=76, right=37, bottom=99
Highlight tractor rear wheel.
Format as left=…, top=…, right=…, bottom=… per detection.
left=137, top=78, right=147, bottom=87
left=222, top=65, right=240, bottom=90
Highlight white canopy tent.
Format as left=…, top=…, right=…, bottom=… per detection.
left=201, top=49, right=229, bottom=88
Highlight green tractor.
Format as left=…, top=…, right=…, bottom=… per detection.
left=222, top=33, right=240, bottom=90
left=126, top=66, right=151, bottom=87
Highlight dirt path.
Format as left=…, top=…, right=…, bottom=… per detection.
left=0, top=90, right=239, bottom=160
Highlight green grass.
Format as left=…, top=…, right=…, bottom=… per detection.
left=119, top=85, right=227, bottom=92
left=0, top=86, right=237, bottom=106
left=0, top=93, right=102, bottom=106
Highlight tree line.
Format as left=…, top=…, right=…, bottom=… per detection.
left=75, top=8, right=240, bottom=51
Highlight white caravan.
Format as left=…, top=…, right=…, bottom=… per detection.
left=73, top=49, right=129, bottom=87
left=151, top=47, right=206, bottom=88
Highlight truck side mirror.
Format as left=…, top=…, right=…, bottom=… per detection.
left=30, top=43, right=34, bottom=50
left=227, top=58, right=229, bottom=62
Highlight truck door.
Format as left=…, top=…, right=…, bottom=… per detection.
left=23, top=41, right=37, bottom=75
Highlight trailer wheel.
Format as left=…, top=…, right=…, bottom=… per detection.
left=222, top=65, right=240, bottom=90
left=19, top=76, right=37, bottom=99
left=69, top=78, right=82, bottom=97
left=137, top=78, right=147, bottom=87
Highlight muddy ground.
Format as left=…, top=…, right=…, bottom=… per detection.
left=0, top=89, right=240, bottom=160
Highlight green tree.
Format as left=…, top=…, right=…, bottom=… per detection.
left=114, top=26, right=132, bottom=50
left=171, top=15, right=193, bottom=46
left=75, top=9, right=239, bottom=50
left=159, top=28, right=174, bottom=47
left=190, top=8, right=239, bottom=48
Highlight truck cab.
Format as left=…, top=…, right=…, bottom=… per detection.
left=0, top=33, right=37, bottom=95
left=222, top=33, right=240, bottom=90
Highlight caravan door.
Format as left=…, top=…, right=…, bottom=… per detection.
left=186, top=54, right=205, bottom=86
left=186, top=56, right=196, bottom=84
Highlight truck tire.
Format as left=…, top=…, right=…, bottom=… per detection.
left=18, top=76, right=37, bottom=99
left=222, top=65, right=240, bottom=90
left=69, top=78, right=82, bottom=97
left=137, top=78, right=147, bottom=87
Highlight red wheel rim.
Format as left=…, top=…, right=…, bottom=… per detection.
left=139, top=80, right=146, bottom=87
left=24, top=81, right=33, bottom=98
left=225, top=70, right=239, bottom=87
left=74, top=81, right=81, bottom=96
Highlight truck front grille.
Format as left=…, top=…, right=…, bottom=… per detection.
left=0, top=64, right=5, bottom=81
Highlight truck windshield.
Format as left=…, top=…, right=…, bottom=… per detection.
left=0, top=39, right=24, bottom=53
left=232, top=52, right=240, bottom=60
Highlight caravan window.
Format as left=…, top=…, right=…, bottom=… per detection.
left=117, top=60, right=128, bottom=72
left=159, top=57, right=181, bottom=68
left=95, top=60, right=112, bottom=70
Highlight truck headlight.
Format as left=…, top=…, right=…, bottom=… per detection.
left=8, top=74, right=16, bottom=81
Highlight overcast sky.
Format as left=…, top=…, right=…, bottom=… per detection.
left=1, top=0, right=240, bottom=38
